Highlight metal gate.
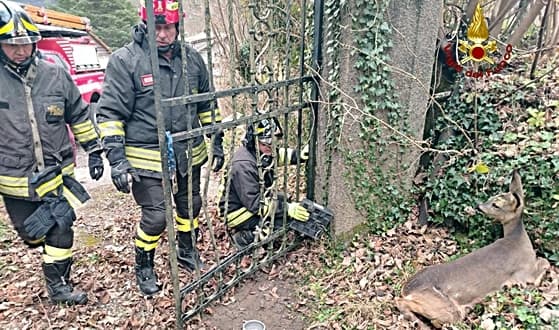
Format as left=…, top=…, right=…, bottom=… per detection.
left=143, top=0, right=323, bottom=326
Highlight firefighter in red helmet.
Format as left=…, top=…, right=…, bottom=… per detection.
left=0, top=0, right=103, bottom=305
left=96, top=0, right=224, bottom=296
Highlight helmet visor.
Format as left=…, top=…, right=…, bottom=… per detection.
left=258, top=136, right=273, bottom=146
left=0, top=34, right=40, bottom=44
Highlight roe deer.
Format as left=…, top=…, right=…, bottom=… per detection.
left=396, top=170, right=550, bottom=328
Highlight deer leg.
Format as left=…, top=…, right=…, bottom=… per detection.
left=397, top=288, right=464, bottom=327
left=532, top=258, right=550, bottom=286
left=512, top=258, right=550, bottom=287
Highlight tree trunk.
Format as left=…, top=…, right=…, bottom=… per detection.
left=315, top=0, right=442, bottom=235
left=507, top=0, right=546, bottom=47
left=489, top=0, right=521, bottom=37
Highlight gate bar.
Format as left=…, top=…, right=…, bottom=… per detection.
left=307, top=0, right=325, bottom=200
left=144, top=1, right=183, bottom=328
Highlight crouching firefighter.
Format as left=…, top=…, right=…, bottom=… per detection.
left=96, top=0, right=225, bottom=296
left=0, top=0, right=104, bottom=305
left=219, top=118, right=321, bottom=249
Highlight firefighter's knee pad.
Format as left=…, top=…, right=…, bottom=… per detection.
left=45, top=224, right=74, bottom=249
left=176, top=194, right=202, bottom=220
left=140, top=208, right=166, bottom=235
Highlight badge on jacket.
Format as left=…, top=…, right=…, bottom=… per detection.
left=141, top=74, right=154, bottom=87
left=47, top=104, right=64, bottom=116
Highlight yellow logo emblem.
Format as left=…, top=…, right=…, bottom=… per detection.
left=47, top=104, right=64, bottom=116
left=458, top=3, right=497, bottom=64
left=443, top=1, right=513, bottom=79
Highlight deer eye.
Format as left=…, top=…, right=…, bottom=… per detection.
left=491, top=202, right=500, bottom=209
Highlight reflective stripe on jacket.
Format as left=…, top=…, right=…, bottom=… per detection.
left=0, top=58, right=100, bottom=201
left=96, top=24, right=222, bottom=179
left=219, top=145, right=276, bottom=228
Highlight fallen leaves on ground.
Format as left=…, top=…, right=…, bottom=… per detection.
left=1, top=183, right=558, bottom=329
left=291, top=219, right=559, bottom=329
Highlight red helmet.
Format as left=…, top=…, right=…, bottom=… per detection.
left=139, top=0, right=180, bottom=25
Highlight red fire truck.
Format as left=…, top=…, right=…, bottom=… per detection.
left=14, top=1, right=111, bottom=104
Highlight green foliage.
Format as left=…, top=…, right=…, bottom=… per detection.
left=49, top=0, right=138, bottom=49
left=422, top=74, right=559, bottom=261
left=471, top=286, right=559, bottom=329
left=527, top=108, right=546, bottom=128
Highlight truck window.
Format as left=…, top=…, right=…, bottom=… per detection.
left=71, top=44, right=101, bottom=71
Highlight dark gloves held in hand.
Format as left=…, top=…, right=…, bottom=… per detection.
left=212, top=154, right=224, bottom=172
left=88, top=150, right=104, bottom=180
left=211, top=131, right=225, bottom=172
left=24, top=194, right=75, bottom=239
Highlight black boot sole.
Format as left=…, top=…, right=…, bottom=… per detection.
left=138, top=286, right=161, bottom=296
left=51, top=294, right=88, bottom=305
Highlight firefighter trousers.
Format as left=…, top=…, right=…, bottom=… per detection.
left=3, top=196, right=74, bottom=249
left=131, top=165, right=202, bottom=236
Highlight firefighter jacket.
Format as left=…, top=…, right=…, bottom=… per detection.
left=0, top=57, right=100, bottom=203
left=218, top=142, right=308, bottom=228
left=219, top=145, right=273, bottom=228
left=96, top=24, right=222, bottom=179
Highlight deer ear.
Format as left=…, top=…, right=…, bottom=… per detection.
left=512, top=192, right=523, bottom=209
left=509, top=169, right=524, bottom=198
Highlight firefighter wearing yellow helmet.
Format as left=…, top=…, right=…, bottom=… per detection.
left=0, top=0, right=103, bottom=305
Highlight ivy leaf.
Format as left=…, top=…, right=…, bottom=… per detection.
left=464, top=92, right=475, bottom=104
left=467, top=162, right=490, bottom=174
left=503, top=132, right=518, bottom=143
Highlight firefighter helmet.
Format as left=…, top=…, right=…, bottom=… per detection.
left=0, top=1, right=41, bottom=45
left=139, top=0, right=180, bottom=25
left=245, top=117, right=283, bottom=148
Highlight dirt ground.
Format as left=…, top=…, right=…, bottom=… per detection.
left=0, top=150, right=309, bottom=330
left=202, top=273, right=306, bottom=330
left=79, top=150, right=309, bottom=330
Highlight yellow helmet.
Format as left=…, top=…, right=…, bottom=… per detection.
left=0, top=1, right=41, bottom=45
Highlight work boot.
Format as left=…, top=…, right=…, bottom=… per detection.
left=177, top=231, right=204, bottom=272
left=231, top=230, right=255, bottom=249
left=135, top=247, right=161, bottom=296
left=42, top=258, right=88, bottom=305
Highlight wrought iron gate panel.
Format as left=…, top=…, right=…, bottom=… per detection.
left=143, top=0, right=323, bottom=325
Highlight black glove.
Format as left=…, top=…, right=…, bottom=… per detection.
left=212, top=155, right=224, bottom=172
left=50, top=196, right=75, bottom=231
left=111, top=160, right=140, bottom=193
left=88, top=150, right=104, bottom=180
left=24, top=193, right=74, bottom=238
left=24, top=200, right=56, bottom=239
left=212, top=131, right=224, bottom=172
